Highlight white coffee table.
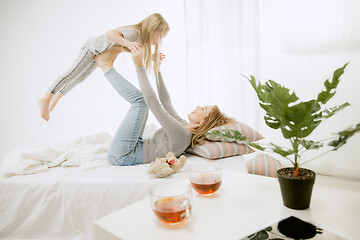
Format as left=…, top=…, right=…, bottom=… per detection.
left=94, top=170, right=360, bottom=240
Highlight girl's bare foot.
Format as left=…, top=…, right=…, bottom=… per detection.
left=38, top=91, right=53, bottom=121
left=49, top=92, right=64, bottom=112
left=38, top=99, right=50, bottom=121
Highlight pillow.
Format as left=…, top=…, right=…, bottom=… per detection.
left=186, top=140, right=254, bottom=159
left=206, top=122, right=264, bottom=142
left=246, top=153, right=282, bottom=178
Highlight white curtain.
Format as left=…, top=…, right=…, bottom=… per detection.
left=184, top=0, right=360, bottom=178
left=184, top=0, right=262, bottom=129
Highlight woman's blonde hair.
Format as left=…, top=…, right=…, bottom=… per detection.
left=188, top=105, right=235, bottom=148
left=125, top=13, right=169, bottom=74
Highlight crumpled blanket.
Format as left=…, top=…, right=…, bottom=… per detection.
left=1, top=132, right=112, bottom=177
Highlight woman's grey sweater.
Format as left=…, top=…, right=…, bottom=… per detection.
left=135, top=67, right=192, bottom=163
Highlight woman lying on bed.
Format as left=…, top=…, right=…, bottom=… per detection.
left=94, top=44, right=232, bottom=166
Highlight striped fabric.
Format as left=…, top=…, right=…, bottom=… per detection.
left=246, top=153, right=282, bottom=178
left=186, top=140, right=254, bottom=159
left=206, top=122, right=263, bottom=142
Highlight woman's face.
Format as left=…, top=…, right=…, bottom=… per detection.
left=188, top=106, right=214, bottom=125
left=150, top=30, right=168, bottom=45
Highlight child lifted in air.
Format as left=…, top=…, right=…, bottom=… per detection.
left=38, top=13, right=169, bottom=121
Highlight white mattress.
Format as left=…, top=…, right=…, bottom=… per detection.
left=0, top=153, right=248, bottom=240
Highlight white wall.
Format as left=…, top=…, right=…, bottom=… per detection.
left=0, top=0, right=187, bottom=161
left=257, top=0, right=360, bottom=178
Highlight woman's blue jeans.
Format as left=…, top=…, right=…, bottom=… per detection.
left=105, top=68, right=149, bottom=166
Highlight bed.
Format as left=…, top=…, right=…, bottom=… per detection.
left=0, top=129, right=249, bottom=240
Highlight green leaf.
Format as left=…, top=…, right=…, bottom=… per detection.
left=247, top=227, right=273, bottom=240
left=206, top=130, right=247, bottom=143
left=231, top=130, right=248, bottom=142
left=321, top=102, right=350, bottom=119
left=300, top=139, right=324, bottom=150
left=247, top=76, right=324, bottom=139
left=317, top=63, right=348, bottom=104
left=280, top=100, right=321, bottom=138
left=264, top=115, right=281, bottom=129
left=205, top=129, right=296, bottom=161
left=329, top=123, right=360, bottom=150
left=247, top=230, right=269, bottom=240
left=205, top=130, right=267, bottom=151
left=247, top=142, right=266, bottom=151
left=269, top=143, right=294, bottom=157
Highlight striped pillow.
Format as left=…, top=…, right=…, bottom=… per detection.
left=186, top=140, right=254, bottom=159
left=246, top=153, right=282, bottom=178
left=206, top=122, right=263, bottom=142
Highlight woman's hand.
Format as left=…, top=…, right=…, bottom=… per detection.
left=131, top=46, right=144, bottom=67
left=152, top=53, right=166, bottom=62
left=152, top=53, right=165, bottom=68
left=159, top=53, right=165, bottom=64
left=127, top=42, right=142, bottom=51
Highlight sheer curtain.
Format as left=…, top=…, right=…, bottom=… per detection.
left=184, top=0, right=360, bottom=178
left=184, top=0, right=262, bottom=128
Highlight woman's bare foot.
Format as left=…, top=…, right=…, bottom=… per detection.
left=95, top=46, right=123, bottom=73
left=38, top=91, right=53, bottom=121
left=49, top=92, right=64, bottom=112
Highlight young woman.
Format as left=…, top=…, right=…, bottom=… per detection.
left=38, top=13, right=169, bottom=121
left=93, top=45, right=232, bottom=166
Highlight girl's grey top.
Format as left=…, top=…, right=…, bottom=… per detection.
left=82, top=27, right=140, bottom=55
left=136, top=67, right=192, bottom=163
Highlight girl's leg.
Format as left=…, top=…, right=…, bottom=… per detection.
left=49, top=45, right=122, bottom=112
left=49, top=61, right=97, bottom=111
left=105, top=68, right=149, bottom=166
left=48, top=48, right=96, bottom=94
left=38, top=47, right=95, bottom=121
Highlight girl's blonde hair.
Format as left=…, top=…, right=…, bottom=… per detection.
left=188, top=105, right=235, bottom=148
left=125, top=13, right=169, bottom=74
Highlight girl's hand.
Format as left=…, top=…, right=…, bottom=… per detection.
left=131, top=46, right=143, bottom=67
left=127, top=42, right=142, bottom=51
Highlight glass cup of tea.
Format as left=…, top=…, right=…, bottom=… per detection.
left=149, top=181, right=193, bottom=225
left=189, top=163, right=223, bottom=195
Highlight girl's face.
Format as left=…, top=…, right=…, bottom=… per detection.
left=150, top=30, right=168, bottom=45
left=188, top=106, right=214, bottom=125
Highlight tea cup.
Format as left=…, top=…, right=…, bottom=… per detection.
left=149, top=181, right=192, bottom=225
left=189, top=163, right=223, bottom=195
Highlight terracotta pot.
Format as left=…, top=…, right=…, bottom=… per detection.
left=277, top=167, right=316, bottom=210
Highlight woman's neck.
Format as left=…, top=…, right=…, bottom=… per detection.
left=186, top=122, right=198, bottom=131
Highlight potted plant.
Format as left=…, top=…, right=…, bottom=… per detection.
left=207, top=63, right=360, bottom=209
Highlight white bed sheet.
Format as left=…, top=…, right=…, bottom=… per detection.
left=0, top=153, right=248, bottom=240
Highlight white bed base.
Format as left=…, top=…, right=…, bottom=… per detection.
left=0, top=153, right=249, bottom=240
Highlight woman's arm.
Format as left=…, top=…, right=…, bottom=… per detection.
left=132, top=49, right=189, bottom=143
left=156, top=72, right=185, bottom=123
left=136, top=67, right=188, bottom=138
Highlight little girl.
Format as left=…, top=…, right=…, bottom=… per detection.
left=38, top=13, right=169, bottom=121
